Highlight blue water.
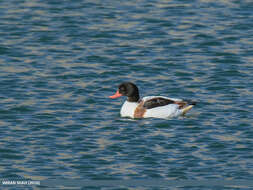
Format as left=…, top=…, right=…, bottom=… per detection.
left=0, top=0, right=253, bottom=189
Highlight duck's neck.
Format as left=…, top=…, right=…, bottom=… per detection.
left=127, top=94, right=140, bottom=102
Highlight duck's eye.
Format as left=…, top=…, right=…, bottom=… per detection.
left=119, top=87, right=126, bottom=93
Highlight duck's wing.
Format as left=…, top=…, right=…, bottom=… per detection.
left=143, top=97, right=176, bottom=109
left=142, top=96, right=196, bottom=110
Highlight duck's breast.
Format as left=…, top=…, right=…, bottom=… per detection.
left=120, top=101, right=138, bottom=118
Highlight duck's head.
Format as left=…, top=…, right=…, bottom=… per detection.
left=109, top=82, right=140, bottom=102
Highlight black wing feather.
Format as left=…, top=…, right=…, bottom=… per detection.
left=143, top=97, right=175, bottom=109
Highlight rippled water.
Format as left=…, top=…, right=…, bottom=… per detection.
left=0, top=0, right=253, bottom=189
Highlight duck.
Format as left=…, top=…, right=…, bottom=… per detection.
left=109, top=82, right=196, bottom=119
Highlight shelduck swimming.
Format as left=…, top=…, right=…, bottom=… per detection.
left=109, top=82, right=196, bottom=119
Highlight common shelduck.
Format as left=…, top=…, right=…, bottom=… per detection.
left=109, top=82, right=196, bottom=119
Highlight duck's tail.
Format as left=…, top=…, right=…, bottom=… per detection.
left=181, top=100, right=197, bottom=115
left=182, top=105, right=194, bottom=115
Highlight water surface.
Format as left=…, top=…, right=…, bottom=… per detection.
left=0, top=0, right=253, bottom=189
